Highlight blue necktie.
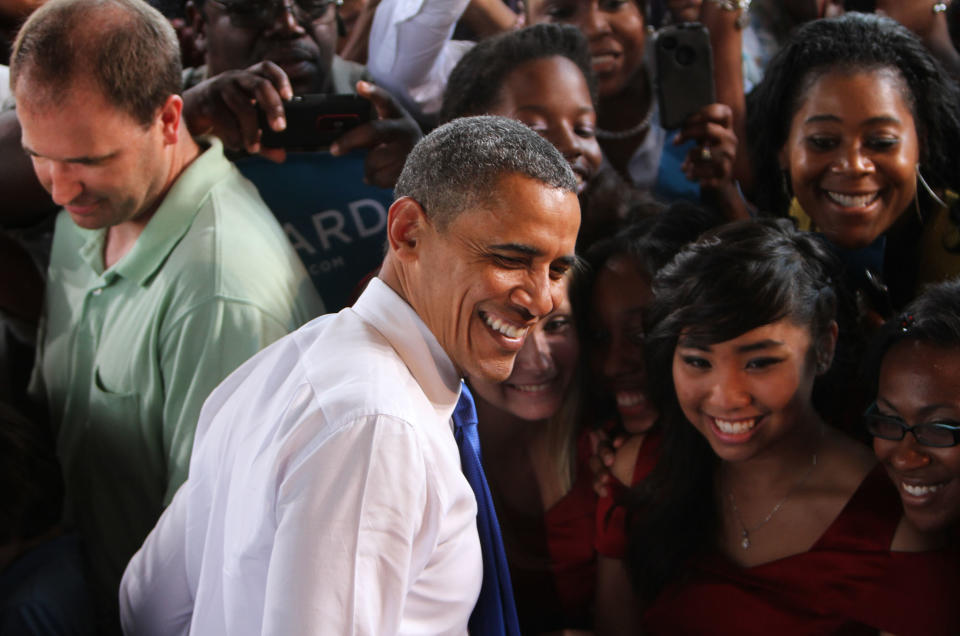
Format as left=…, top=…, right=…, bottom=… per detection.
left=453, top=382, right=521, bottom=636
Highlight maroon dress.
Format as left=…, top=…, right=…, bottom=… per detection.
left=642, top=465, right=960, bottom=635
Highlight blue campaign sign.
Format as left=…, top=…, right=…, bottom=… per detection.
left=237, top=152, right=392, bottom=312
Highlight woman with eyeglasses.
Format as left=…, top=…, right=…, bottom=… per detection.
left=611, top=219, right=959, bottom=635
left=866, top=278, right=960, bottom=538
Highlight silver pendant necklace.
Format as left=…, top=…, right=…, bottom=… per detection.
left=728, top=451, right=818, bottom=550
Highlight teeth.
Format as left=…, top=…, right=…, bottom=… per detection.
left=482, top=313, right=527, bottom=340
left=616, top=391, right=646, bottom=407
left=903, top=482, right=942, bottom=497
left=714, top=417, right=757, bottom=435
left=825, top=191, right=879, bottom=208
left=512, top=383, right=550, bottom=393
left=591, top=54, right=616, bottom=66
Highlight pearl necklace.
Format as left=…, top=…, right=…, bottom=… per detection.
left=728, top=451, right=818, bottom=550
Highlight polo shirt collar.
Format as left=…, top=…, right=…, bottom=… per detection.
left=83, top=137, right=232, bottom=286
left=353, top=277, right=461, bottom=417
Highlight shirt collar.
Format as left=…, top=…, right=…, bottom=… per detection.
left=88, top=137, right=232, bottom=286
left=352, top=277, right=461, bottom=417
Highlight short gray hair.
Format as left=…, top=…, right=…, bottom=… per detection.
left=394, top=116, right=577, bottom=229
left=11, top=0, right=181, bottom=125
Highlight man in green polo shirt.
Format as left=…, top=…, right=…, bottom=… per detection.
left=10, top=0, right=324, bottom=628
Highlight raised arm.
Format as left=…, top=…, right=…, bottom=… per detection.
left=366, top=0, right=472, bottom=121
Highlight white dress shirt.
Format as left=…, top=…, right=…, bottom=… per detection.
left=119, top=278, right=482, bottom=636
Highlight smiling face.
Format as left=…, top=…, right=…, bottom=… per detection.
left=526, top=0, right=646, bottom=99
left=198, top=0, right=337, bottom=94
left=873, top=340, right=960, bottom=534
left=408, top=173, right=581, bottom=383
left=672, top=318, right=825, bottom=463
left=589, top=254, right=658, bottom=434
left=469, top=281, right=579, bottom=421
left=489, top=56, right=603, bottom=195
left=17, top=80, right=172, bottom=232
left=780, top=68, right=920, bottom=250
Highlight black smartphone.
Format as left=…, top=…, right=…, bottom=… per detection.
left=654, top=23, right=715, bottom=130
left=258, top=94, right=374, bottom=151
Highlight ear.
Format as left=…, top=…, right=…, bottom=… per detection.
left=386, top=196, right=430, bottom=262
left=158, top=94, right=184, bottom=145
left=816, top=320, right=839, bottom=375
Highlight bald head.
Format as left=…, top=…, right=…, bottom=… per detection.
left=10, top=0, right=181, bottom=125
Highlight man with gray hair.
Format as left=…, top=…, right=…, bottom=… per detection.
left=10, top=0, right=323, bottom=626
left=120, top=115, right=581, bottom=635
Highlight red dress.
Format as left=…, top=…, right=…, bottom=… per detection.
left=497, top=430, right=598, bottom=633
left=642, top=465, right=960, bottom=635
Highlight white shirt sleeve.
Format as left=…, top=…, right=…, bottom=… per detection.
left=366, top=0, right=474, bottom=119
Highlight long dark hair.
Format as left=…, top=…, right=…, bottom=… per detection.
left=748, top=13, right=960, bottom=217
left=624, top=219, right=841, bottom=602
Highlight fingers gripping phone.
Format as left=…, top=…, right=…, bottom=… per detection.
left=257, top=94, right=375, bottom=151
left=655, top=23, right=716, bottom=130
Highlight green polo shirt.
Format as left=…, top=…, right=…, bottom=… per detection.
left=30, top=137, right=325, bottom=610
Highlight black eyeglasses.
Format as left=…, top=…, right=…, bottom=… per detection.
left=211, top=0, right=340, bottom=29
left=864, top=403, right=960, bottom=448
